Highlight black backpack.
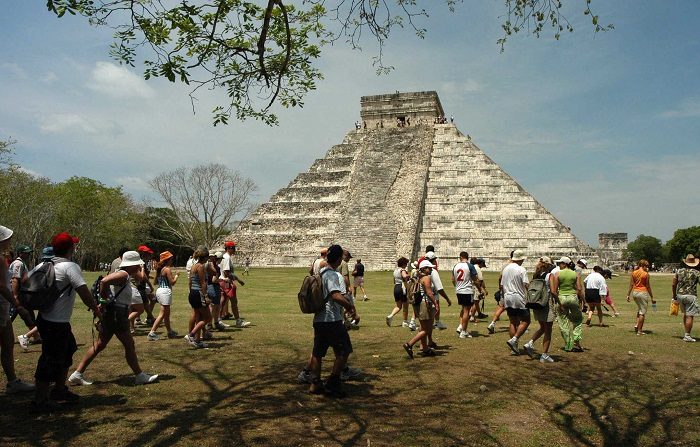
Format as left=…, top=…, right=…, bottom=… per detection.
left=19, top=260, right=72, bottom=312
left=91, top=275, right=129, bottom=306
left=526, top=278, right=549, bottom=309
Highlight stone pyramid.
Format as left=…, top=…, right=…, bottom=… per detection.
left=233, top=91, right=595, bottom=270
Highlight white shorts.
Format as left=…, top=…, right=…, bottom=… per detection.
left=131, top=287, right=144, bottom=305
left=156, top=288, right=173, bottom=306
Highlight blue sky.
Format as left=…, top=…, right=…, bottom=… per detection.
left=1, top=1, right=698, bottom=247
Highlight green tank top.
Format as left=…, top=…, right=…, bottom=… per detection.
left=558, top=268, right=578, bottom=295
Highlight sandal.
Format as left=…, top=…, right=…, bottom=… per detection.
left=420, top=348, right=437, bottom=357
left=403, top=343, right=414, bottom=359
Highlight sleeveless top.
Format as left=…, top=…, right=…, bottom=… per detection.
left=191, top=263, right=202, bottom=291
left=393, top=268, right=406, bottom=285
left=111, top=272, right=134, bottom=306
left=558, top=268, right=578, bottom=296
left=631, top=268, right=649, bottom=292
left=157, top=268, right=171, bottom=289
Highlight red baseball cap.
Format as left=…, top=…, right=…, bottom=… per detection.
left=137, top=245, right=154, bottom=254
left=224, top=241, right=236, bottom=248
left=51, top=232, right=79, bottom=251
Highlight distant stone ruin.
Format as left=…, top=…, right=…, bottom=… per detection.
left=233, top=91, right=596, bottom=270
left=598, top=233, right=628, bottom=267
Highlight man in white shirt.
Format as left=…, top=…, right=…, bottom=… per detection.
left=451, top=251, right=478, bottom=339
left=427, top=252, right=452, bottom=330
left=32, top=232, right=102, bottom=413
left=220, top=241, right=250, bottom=328
left=584, top=266, right=607, bottom=326
left=501, top=249, right=530, bottom=355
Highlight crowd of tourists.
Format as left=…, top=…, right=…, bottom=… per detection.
left=0, top=224, right=252, bottom=412
left=2, top=223, right=699, bottom=404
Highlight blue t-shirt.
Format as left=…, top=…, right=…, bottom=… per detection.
left=314, top=267, right=347, bottom=323
left=354, top=263, right=365, bottom=277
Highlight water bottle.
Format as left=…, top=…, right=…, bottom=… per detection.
left=652, top=302, right=657, bottom=312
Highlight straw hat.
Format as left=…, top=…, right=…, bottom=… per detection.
left=682, top=254, right=699, bottom=268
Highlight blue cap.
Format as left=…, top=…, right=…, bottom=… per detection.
left=41, top=246, right=54, bottom=260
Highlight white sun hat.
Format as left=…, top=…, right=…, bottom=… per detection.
left=120, top=251, right=145, bottom=268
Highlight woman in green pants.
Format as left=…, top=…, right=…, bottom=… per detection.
left=550, top=257, right=585, bottom=352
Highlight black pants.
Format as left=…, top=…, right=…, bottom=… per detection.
left=34, top=315, right=77, bottom=383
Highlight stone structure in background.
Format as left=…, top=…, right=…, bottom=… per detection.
left=597, top=233, right=628, bottom=267
left=233, top=91, right=596, bottom=270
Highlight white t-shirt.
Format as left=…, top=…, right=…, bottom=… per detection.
left=584, top=271, right=607, bottom=296
left=220, top=253, right=235, bottom=276
left=474, top=264, right=484, bottom=282
left=313, top=266, right=346, bottom=323
left=430, top=269, right=444, bottom=292
left=452, top=262, right=476, bottom=294
left=39, top=259, right=87, bottom=323
left=311, top=258, right=324, bottom=275
left=500, top=262, right=529, bottom=309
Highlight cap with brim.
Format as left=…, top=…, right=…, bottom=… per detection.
left=137, top=245, right=154, bottom=254
left=225, top=241, right=236, bottom=248
left=41, top=246, right=54, bottom=260
left=577, top=259, right=588, bottom=268
left=683, top=254, right=699, bottom=267
left=120, top=251, right=145, bottom=268
left=511, top=249, right=526, bottom=261
left=159, top=251, right=174, bottom=263
left=51, top=232, right=79, bottom=251
left=0, top=225, right=12, bottom=243
left=554, top=256, right=572, bottom=265
left=539, top=256, right=552, bottom=264
left=419, top=260, right=433, bottom=269
left=16, top=244, right=32, bottom=254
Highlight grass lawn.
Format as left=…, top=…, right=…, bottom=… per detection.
left=2, top=268, right=699, bottom=447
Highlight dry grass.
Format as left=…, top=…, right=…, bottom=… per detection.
left=2, top=269, right=699, bottom=447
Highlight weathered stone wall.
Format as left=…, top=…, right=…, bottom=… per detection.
left=360, top=91, right=445, bottom=129
left=598, top=233, right=628, bottom=266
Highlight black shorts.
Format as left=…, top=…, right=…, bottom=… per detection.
left=506, top=307, right=530, bottom=318
left=393, top=284, right=407, bottom=302
left=207, top=284, right=221, bottom=305
left=35, top=315, right=78, bottom=383
left=457, top=293, right=473, bottom=307
left=312, top=321, right=353, bottom=358
left=188, top=289, right=206, bottom=309
left=102, top=304, right=130, bottom=334
left=585, top=288, right=601, bottom=304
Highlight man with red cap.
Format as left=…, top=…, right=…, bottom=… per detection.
left=219, top=241, right=250, bottom=328
left=31, top=232, right=102, bottom=412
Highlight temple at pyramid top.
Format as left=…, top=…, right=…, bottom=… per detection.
left=360, top=91, right=445, bottom=128
left=232, top=91, right=597, bottom=270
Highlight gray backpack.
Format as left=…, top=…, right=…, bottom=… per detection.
left=526, top=278, right=549, bottom=309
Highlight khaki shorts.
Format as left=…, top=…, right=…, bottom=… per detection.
left=532, top=303, right=556, bottom=323
left=632, top=291, right=650, bottom=315
left=678, top=295, right=699, bottom=317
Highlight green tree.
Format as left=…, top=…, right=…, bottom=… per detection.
left=45, top=0, right=611, bottom=125
left=665, top=226, right=700, bottom=263
left=626, top=235, right=664, bottom=266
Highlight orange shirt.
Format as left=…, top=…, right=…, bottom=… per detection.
left=631, top=268, right=649, bottom=292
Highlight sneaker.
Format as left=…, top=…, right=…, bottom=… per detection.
left=402, top=321, right=409, bottom=328
left=215, top=321, right=227, bottom=330
left=403, top=343, right=414, bottom=359
left=571, top=345, right=584, bottom=352
left=135, top=317, right=143, bottom=326
left=147, top=332, right=159, bottom=341
left=477, top=312, right=488, bottom=319
left=217, top=320, right=230, bottom=328
left=408, top=321, right=417, bottom=331
left=459, top=331, right=472, bottom=339
left=540, top=353, right=555, bottom=363
left=145, top=317, right=155, bottom=326
left=349, top=318, right=360, bottom=329
left=487, top=323, right=495, bottom=334
left=362, top=295, right=369, bottom=301
left=385, top=315, right=392, bottom=327
left=167, top=330, right=179, bottom=338
left=5, top=378, right=35, bottom=394
left=506, top=338, right=519, bottom=355
left=469, top=316, right=476, bottom=323
left=68, top=371, right=93, bottom=386
left=50, top=386, right=80, bottom=403
left=340, top=366, right=362, bottom=381
left=683, top=335, right=697, bottom=342
left=524, top=342, right=535, bottom=359
left=134, top=372, right=159, bottom=385
left=614, top=312, right=620, bottom=317
left=420, top=348, right=437, bottom=357
left=455, top=325, right=463, bottom=334
left=235, top=319, right=251, bottom=328
left=17, top=334, right=30, bottom=351
left=297, top=369, right=312, bottom=384
left=184, top=334, right=197, bottom=346
left=203, top=330, right=214, bottom=340
left=435, top=320, right=447, bottom=330
left=222, top=313, right=234, bottom=320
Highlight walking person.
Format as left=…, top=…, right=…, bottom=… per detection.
left=523, top=256, right=557, bottom=362
left=452, top=251, right=478, bottom=339
left=220, top=241, right=250, bottom=328
left=147, top=251, right=180, bottom=340
left=352, top=259, right=368, bottom=301
left=672, top=254, right=700, bottom=342
left=386, top=257, right=410, bottom=327
left=552, top=256, right=585, bottom=352
left=402, top=260, right=439, bottom=358
left=487, top=251, right=515, bottom=334
left=601, top=269, right=621, bottom=317
left=69, top=251, right=159, bottom=386
left=0, top=226, right=34, bottom=395
left=184, top=247, right=212, bottom=348
left=584, top=266, right=607, bottom=326
left=627, top=259, right=656, bottom=335
left=470, top=258, right=489, bottom=321
left=32, top=232, right=104, bottom=412
left=10, top=244, right=41, bottom=350
left=207, top=251, right=226, bottom=331
left=501, top=250, right=531, bottom=355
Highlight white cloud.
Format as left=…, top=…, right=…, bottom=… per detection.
left=114, top=176, right=151, bottom=193
left=88, top=62, right=155, bottom=99
left=661, top=97, right=700, bottom=118
left=440, top=79, right=483, bottom=96
left=41, top=71, right=58, bottom=83
left=39, top=113, right=98, bottom=134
